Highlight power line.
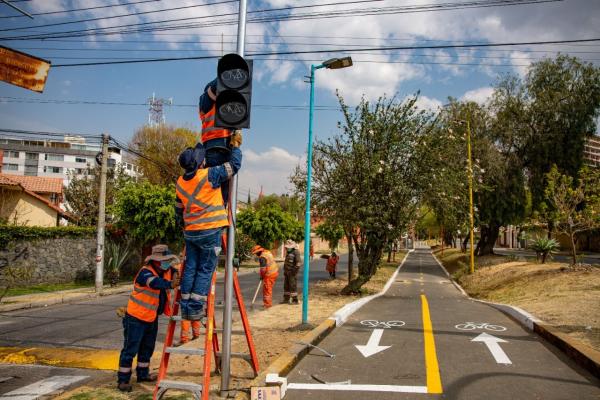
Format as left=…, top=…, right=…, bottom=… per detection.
left=110, top=136, right=180, bottom=176
left=0, top=127, right=103, bottom=139
left=49, top=37, right=600, bottom=67
left=0, top=0, right=563, bottom=41
left=0, top=0, right=161, bottom=19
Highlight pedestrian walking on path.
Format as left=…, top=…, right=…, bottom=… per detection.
left=326, top=251, right=339, bottom=279
left=117, top=244, right=180, bottom=392
left=282, top=239, right=302, bottom=304
left=251, top=245, right=279, bottom=308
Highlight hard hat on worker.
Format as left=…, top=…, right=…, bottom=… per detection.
left=251, top=245, right=264, bottom=255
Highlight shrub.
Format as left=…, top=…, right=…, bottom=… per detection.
left=531, top=237, right=560, bottom=264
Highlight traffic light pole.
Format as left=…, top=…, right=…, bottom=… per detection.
left=220, top=0, right=247, bottom=395
left=302, top=63, right=325, bottom=325
left=466, top=116, right=475, bottom=274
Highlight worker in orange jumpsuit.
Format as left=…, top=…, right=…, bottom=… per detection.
left=326, top=251, right=339, bottom=279
left=251, top=245, right=279, bottom=309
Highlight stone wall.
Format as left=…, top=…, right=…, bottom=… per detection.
left=0, top=237, right=96, bottom=285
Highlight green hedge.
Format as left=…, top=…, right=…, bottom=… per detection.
left=0, top=225, right=96, bottom=243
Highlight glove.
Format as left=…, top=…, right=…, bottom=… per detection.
left=230, top=130, right=243, bottom=148
left=171, top=273, right=181, bottom=289
left=116, top=306, right=126, bottom=318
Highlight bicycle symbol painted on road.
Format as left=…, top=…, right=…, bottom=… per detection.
left=360, top=320, right=405, bottom=329
left=455, top=322, right=507, bottom=332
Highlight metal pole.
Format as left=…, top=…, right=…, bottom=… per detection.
left=220, top=0, right=246, bottom=395
left=95, top=134, right=109, bottom=293
left=302, top=64, right=323, bottom=325
left=466, top=117, right=475, bottom=274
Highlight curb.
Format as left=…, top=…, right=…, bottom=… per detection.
left=0, top=285, right=132, bottom=313
left=234, top=250, right=414, bottom=399
left=431, top=252, right=600, bottom=379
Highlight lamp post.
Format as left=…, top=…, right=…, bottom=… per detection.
left=302, top=57, right=352, bottom=325
left=466, top=115, right=475, bottom=274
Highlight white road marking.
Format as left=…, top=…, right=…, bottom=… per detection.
left=472, top=332, right=512, bottom=364
left=355, top=329, right=391, bottom=358
left=455, top=322, right=507, bottom=332
left=287, top=383, right=428, bottom=393
left=360, top=320, right=405, bottom=329
left=0, top=375, right=88, bottom=400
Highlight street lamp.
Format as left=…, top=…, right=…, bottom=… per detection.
left=302, top=56, right=353, bottom=325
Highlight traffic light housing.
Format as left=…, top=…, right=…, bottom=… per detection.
left=215, top=53, right=253, bottom=129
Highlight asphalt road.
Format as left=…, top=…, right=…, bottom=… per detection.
left=284, top=250, right=600, bottom=400
left=0, top=253, right=347, bottom=350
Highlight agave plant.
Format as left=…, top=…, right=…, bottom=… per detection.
left=531, top=237, right=560, bottom=264
left=105, top=240, right=131, bottom=286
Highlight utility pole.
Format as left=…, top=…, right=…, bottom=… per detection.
left=95, top=133, right=109, bottom=293
left=466, top=117, right=476, bottom=274
left=220, top=0, right=246, bottom=395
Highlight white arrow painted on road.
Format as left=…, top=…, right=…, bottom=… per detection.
left=472, top=332, right=512, bottom=364
left=355, top=329, right=391, bottom=358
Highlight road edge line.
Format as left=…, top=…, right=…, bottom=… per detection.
left=431, top=251, right=600, bottom=379
left=234, top=249, right=415, bottom=399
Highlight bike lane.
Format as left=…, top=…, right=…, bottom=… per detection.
left=283, top=250, right=600, bottom=399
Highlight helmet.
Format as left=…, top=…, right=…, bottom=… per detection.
left=251, top=245, right=264, bottom=255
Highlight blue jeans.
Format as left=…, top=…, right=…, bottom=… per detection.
left=118, top=314, right=158, bottom=383
left=181, top=228, right=223, bottom=320
left=205, top=147, right=231, bottom=206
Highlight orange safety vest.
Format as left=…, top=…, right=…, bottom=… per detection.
left=199, top=104, right=231, bottom=143
left=260, top=250, right=279, bottom=277
left=127, top=266, right=173, bottom=322
left=176, top=168, right=229, bottom=231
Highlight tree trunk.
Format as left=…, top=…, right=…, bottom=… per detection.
left=345, top=231, right=354, bottom=284
left=569, top=227, right=577, bottom=265
left=461, top=233, right=469, bottom=253
left=342, top=234, right=384, bottom=295
left=476, top=223, right=500, bottom=256
left=387, top=248, right=392, bottom=263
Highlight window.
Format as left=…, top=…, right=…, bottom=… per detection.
left=74, top=168, right=86, bottom=175
left=2, top=163, right=18, bottom=171
left=4, top=151, right=19, bottom=158
left=24, top=165, right=37, bottom=176
left=25, top=152, right=39, bottom=160
left=45, top=154, right=64, bottom=161
left=44, top=166, right=63, bottom=174
left=75, top=157, right=87, bottom=163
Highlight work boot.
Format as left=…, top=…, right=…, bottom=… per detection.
left=291, top=297, right=299, bottom=305
left=137, top=373, right=158, bottom=383
left=280, top=295, right=290, bottom=304
left=117, top=382, right=132, bottom=392
left=192, top=334, right=200, bottom=340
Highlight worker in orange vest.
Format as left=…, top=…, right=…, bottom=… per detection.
left=117, top=244, right=180, bottom=392
left=326, top=251, right=339, bottom=279
left=175, top=133, right=242, bottom=320
left=251, top=245, right=279, bottom=308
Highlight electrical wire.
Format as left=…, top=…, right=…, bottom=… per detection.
left=110, top=136, right=180, bottom=176
left=46, top=37, right=600, bottom=67
left=0, top=0, right=161, bottom=19
left=0, top=128, right=103, bottom=139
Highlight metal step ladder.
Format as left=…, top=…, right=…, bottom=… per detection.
left=153, top=248, right=260, bottom=400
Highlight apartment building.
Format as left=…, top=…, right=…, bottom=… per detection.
left=584, top=135, right=600, bottom=167
left=0, top=135, right=139, bottom=186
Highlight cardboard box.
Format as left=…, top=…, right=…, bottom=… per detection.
left=251, top=386, right=281, bottom=400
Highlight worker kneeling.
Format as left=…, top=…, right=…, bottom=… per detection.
left=252, top=245, right=279, bottom=308
left=175, top=133, right=242, bottom=321
left=118, top=244, right=180, bottom=392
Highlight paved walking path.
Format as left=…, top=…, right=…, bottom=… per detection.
left=284, top=250, right=600, bottom=399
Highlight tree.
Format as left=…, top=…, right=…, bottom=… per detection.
left=111, top=181, right=180, bottom=246
left=237, top=202, right=303, bottom=249
left=294, top=93, right=433, bottom=294
left=315, top=220, right=344, bottom=251
left=543, top=165, right=600, bottom=264
left=130, top=125, right=197, bottom=185
left=64, top=165, right=130, bottom=226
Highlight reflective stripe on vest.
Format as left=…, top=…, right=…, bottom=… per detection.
left=199, top=104, right=231, bottom=143
left=260, top=250, right=279, bottom=276
left=176, top=168, right=229, bottom=231
left=126, top=267, right=172, bottom=322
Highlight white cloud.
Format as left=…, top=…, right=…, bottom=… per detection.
left=413, top=95, right=443, bottom=112
left=237, top=146, right=302, bottom=195
left=461, top=87, right=494, bottom=105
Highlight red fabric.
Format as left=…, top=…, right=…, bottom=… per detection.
left=262, top=272, right=278, bottom=308
left=326, top=256, right=339, bottom=273
left=180, top=320, right=201, bottom=342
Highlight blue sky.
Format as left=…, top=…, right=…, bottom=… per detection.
left=0, top=0, right=598, bottom=197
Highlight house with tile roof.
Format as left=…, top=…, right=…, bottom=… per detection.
left=2, top=174, right=64, bottom=206
left=0, top=174, right=72, bottom=226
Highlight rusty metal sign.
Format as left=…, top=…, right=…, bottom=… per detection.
left=0, top=45, right=51, bottom=93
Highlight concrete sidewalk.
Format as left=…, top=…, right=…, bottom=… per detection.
left=283, top=250, right=600, bottom=399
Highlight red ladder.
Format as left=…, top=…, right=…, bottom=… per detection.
left=153, top=247, right=259, bottom=400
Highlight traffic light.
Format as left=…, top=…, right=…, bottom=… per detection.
left=215, top=53, right=253, bottom=129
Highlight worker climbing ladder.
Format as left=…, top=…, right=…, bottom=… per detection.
left=153, top=245, right=259, bottom=400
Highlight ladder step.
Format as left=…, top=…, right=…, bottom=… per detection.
left=166, top=346, right=205, bottom=356
left=214, top=329, right=245, bottom=335
left=157, top=379, right=203, bottom=392
left=214, top=304, right=239, bottom=309
left=170, top=315, right=207, bottom=323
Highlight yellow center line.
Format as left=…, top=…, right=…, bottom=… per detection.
left=421, top=294, right=443, bottom=394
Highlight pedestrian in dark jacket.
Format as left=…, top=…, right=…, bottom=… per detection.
left=281, top=239, right=302, bottom=304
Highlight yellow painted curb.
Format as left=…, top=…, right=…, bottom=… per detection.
left=0, top=346, right=119, bottom=371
